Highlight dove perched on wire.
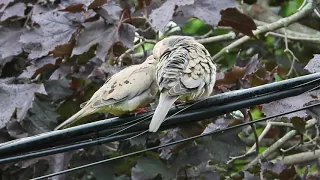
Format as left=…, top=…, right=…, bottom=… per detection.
left=149, top=36, right=216, bottom=132
left=55, top=55, right=159, bottom=130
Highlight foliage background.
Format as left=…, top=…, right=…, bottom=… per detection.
left=0, top=0, right=319, bottom=179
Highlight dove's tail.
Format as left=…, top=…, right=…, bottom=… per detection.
left=149, top=93, right=178, bottom=132
left=54, top=106, right=96, bottom=130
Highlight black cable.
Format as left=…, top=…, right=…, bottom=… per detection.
left=30, top=102, right=320, bottom=180
left=0, top=74, right=319, bottom=157
left=1, top=83, right=319, bottom=163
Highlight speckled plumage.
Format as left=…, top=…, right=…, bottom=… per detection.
left=149, top=36, right=216, bottom=132
left=55, top=55, right=159, bottom=130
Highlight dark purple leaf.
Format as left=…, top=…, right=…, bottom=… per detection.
left=72, top=20, right=135, bottom=61
left=20, top=11, right=80, bottom=59
left=44, top=79, right=73, bottom=101
left=149, top=0, right=176, bottom=31
left=290, top=117, right=306, bottom=134
left=60, top=0, right=108, bottom=12
left=149, top=0, right=196, bottom=31
left=262, top=92, right=316, bottom=119
left=261, top=160, right=287, bottom=175
left=0, top=2, right=26, bottom=21
left=50, top=64, right=71, bottom=80
left=0, top=27, right=24, bottom=61
left=0, top=0, right=14, bottom=13
left=203, top=129, right=246, bottom=164
left=131, top=157, right=176, bottom=180
left=23, top=94, right=59, bottom=134
left=159, top=128, right=184, bottom=160
left=49, top=152, right=74, bottom=180
left=305, top=100, right=320, bottom=125
left=243, top=171, right=258, bottom=180
left=0, top=78, right=46, bottom=129
left=176, top=163, right=220, bottom=180
left=100, top=1, right=122, bottom=21
left=19, top=56, right=57, bottom=79
left=174, top=0, right=238, bottom=28
left=6, top=119, right=28, bottom=138
left=304, top=54, right=320, bottom=73
left=243, top=0, right=257, bottom=5
left=243, top=54, right=261, bottom=79
left=218, top=8, right=257, bottom=38
left=135, top=0, right=152, bottom=11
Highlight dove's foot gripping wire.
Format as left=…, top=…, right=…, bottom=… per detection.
left=132, top=107, right=149, bottom=116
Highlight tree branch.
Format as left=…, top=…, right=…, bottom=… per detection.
left=244, top=118, right=318, bottom=170
left=212, top=1, right=317, bottom=61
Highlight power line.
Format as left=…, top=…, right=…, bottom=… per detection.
left=31, top=102, right=320, bottom=180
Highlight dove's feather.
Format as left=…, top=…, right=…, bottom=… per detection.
left=149, top=92, right=178, bottom=132
left=149, top=36, right=217, bottom=132
left=55, top=55, right=158, bottom=130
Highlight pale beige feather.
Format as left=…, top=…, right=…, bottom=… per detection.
left=55, top=55, right=159, bottom=130
left=149, top=36, right=216, bottom=132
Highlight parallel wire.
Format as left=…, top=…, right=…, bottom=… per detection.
left=1, top=83, right=318, bottom=163
left=31, top=102, right=320, bottom=180
left=1, top=74, right=319, bottom=156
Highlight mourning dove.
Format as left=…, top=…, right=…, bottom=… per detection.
left=149, top=36, right=216, bottom=132
left=55, top=55, right=159, bottom=130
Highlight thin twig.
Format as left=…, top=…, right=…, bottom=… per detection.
left=302, top=165, right=310, bottom=180
left=283, top=28, right=299, bottom=77
left=211, top=1, right=317, bottom=61
left=248, top=121, right=272, bottom=154
left=265, top=31, right=320, bottom=42
left=280, top=149, right=320, bottom=165
left=298, top=0, right=308, bottom=11
left=197, top=33, right=237, bottom=44
left=244, top=118, right=318, bottom=170
left=280, top=139, right=301, bottom=153
left=193, top=30, right=214, bottom=39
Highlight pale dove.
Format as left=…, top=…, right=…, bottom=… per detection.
left=55, top=55, right=159, bottom=130
left=149, top=36, right=216, bottom=132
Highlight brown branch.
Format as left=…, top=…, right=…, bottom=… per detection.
left=244, top=118, right=318, bottom=170
left=212, top=1, right=317, bottom=61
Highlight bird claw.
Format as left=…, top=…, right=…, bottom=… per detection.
left=133, top=107, right=148, bottom=116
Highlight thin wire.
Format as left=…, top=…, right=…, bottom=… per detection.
left=106, top=96, right=214, bottom=141
left=2, top=74, right=319, bottom=156
left=123, top=98, right=212, bottom=141
left=31, top=102, right=320, bottom=180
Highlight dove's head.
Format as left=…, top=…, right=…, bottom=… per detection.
left=144, top=55, right=157, bottom=65
left=153, top=36, right=195, bottom=59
